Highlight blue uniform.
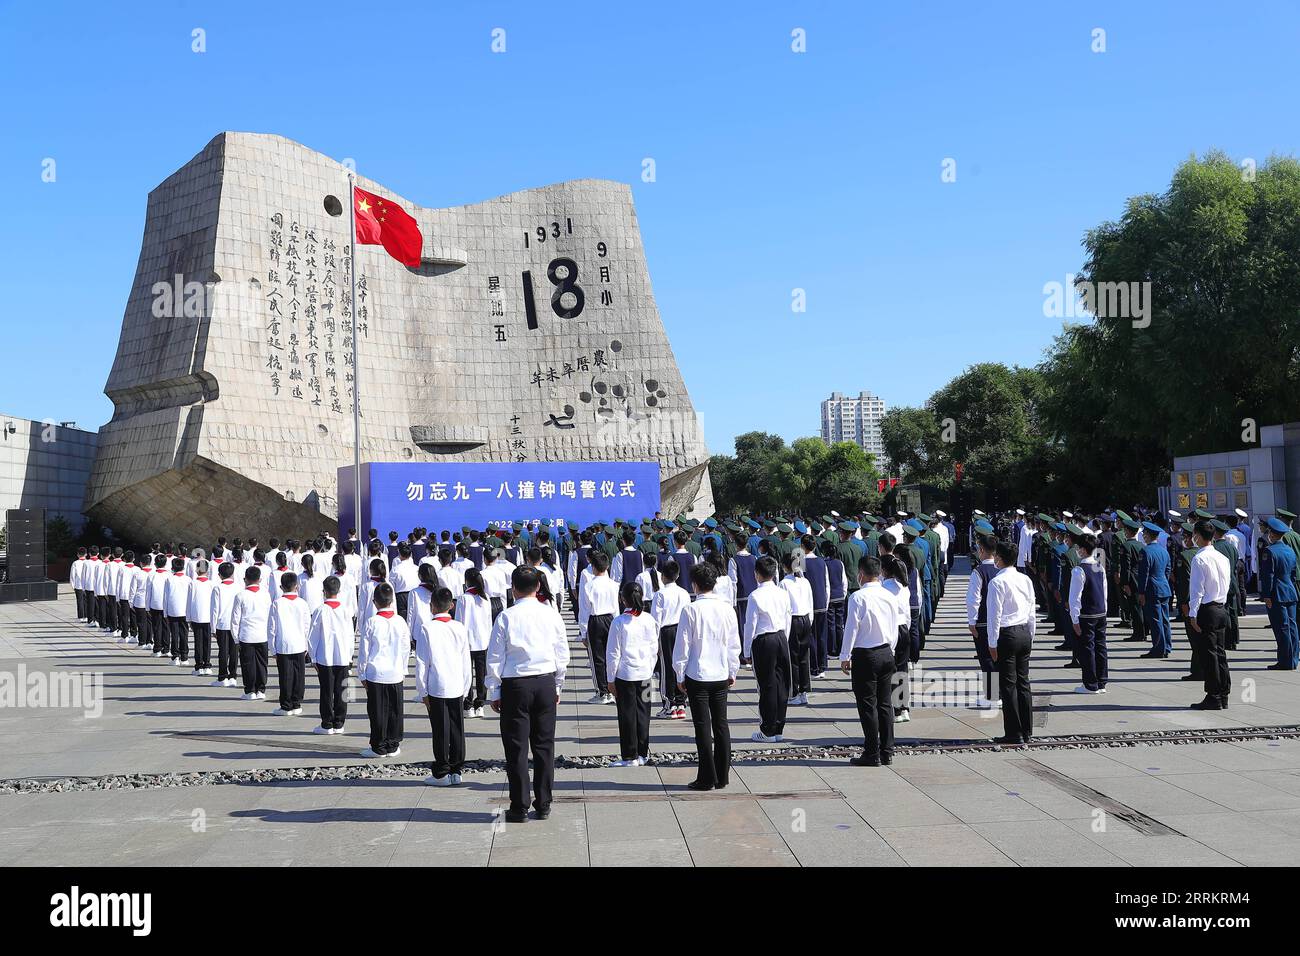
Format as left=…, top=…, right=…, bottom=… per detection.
left=1137, top=543, right=1172, bottom=655
left=1262, top=542, right=1299, bottom=668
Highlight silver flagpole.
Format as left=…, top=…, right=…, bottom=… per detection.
left=348, top=172, right=362, bottom=550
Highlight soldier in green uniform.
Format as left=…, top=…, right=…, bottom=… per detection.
left=1276, top=509, right=1300, bottom=590
left=1210, top=519, right=1241, bottom=651
left=836, top=522, right=862, bottom=599
left=1120, top=518, right=1147, bottom=644
left=1172, top=522, right=1202, bottom=681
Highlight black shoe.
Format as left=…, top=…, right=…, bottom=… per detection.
left=1267, top=663, right=1289, bottom=670
left=1123, top=636, right=1144, bottom=642
left=992, top=735, right=1025, bottom=746
left=1139, top=651, right=1163, bottom=658
left=880, top=755, right=893, bottom=766
left=687, top=779, right=713, bottom=791
left=1063, top=660, right=1081, bottom=668
left=1054, top=643, right=1070, bottom=651
left=714, top=779, right=728, bottom=790
left=850, top=755, right=881, bottom=767
left=1190, top=697, right=1223, bottom=711
left=1180, top=674, right=1201, bottom=681
left=533, top=806, right=551, bottom=820
left=1219, top=697, right=1230, bottom=710
left=504, top=809, right=528, bottom=823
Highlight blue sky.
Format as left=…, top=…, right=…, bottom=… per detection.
left=1, top=1, right=1295, bottom=457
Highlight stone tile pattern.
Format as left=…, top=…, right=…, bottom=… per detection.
left=0, top=414, right=98, bottom=532
left=87, top=132, right=712, bottom=544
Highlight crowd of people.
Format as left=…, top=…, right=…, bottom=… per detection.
left=61, top=502, right=1299, bottom=823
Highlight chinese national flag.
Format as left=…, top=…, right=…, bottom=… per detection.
left=353, top=186, right=423, bottom=267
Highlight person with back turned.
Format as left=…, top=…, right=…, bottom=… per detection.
left=985, top=539, right=1037, bottom=745
left=1187, top=518, right=1234, bottom=708
left=487, top=566, right=570, bottom=823
left=839, top=555, right=901, bottom=766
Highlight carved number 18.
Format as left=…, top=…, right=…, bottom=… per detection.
left=522, top=257, right=584, bottom=329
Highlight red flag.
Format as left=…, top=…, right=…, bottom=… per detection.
left=353, top=186, right=423, bottom=267
left=878, top=479, right=887, bottom=493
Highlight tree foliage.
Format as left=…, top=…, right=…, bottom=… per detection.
left=710, top=432, right=881, bottom=516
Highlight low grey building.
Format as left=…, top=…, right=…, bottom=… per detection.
left=1169, top=422, right=1299, bottom=517
left=0, top=414, right=98, bottom=532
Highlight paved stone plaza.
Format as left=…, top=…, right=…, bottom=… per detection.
left=3, top=560, right=1300, bottom=866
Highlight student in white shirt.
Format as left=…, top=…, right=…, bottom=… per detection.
left=231, top=565, right=271, bottom=699
left=879, top=553, right=914, bottom=723
left=579, top=550, right=619, bottom=704
left=70, top=548, right=87, bottom=622
left=114, top=550, right=137, bottom=644
left=839, top=554, right=901, bottom=766
left=163, top=557, right=193, bottom=665
left=309, top=575, right=355, bottom=734
left=268, top=552, right=291, bottom=603
left=126, top=553, right=149, bottom=648
left=743, top=555, right=792, bottom=743
left=986, top=540, right=1038, bottom=745
left=651, top=559, right=691, bottom=719
left=780, top=553, right=814, bottom=706
left=298, top=553, right=325, bottom=618
left=390, top=542, right=420, bottom=619
left=606, top=581, right=660, bottom=766
left=481, top=548, right=513, bottom=622
left=456, top=568, right=493, bottom=716
left=1067, top=531, right=1110, bottom=695
left=359, top=558, right=388, bottom=633
left=329, top=553, right=358, bottom=622
left=436, top=548, right=464, bottom=600
left=486, top=566, right=570, bottom=822
left=269, top=570, right=311, bottom=715
left=416, top=586, right=473, bottom=786
left=210, top=561, right=241, bottom=686
left=145, top=554, right=169, bottom=656
left=672, top=561, right=741, bottom=791
left=357, top=583, right=409, bottom=758
left=188, top=559, right=216, bottom=676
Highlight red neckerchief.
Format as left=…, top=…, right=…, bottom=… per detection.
left=433, top=614, right=453, bottom=622
left=377, top=610, right=395, bottom=618
left=283, top=594, right=297, bottom=600
left=173, top=572, right=183, bottom=576
left=197, top=577, right=208, bottom=582
left=156, top=568, right=166, bottom=573
left=324, top=600, right=341, bottom=609
left=221, top=580, right=233, bottom=585
left=466, top=588, right=479, bottom=595
left=628, top=608, right=641, bottom=617
left=370, top=576, right=383, bottom=582
left=277, top=567, right=287, bottom=573
left=246, top=586, right=260, bottom=592
left=125, top=564, right=134, bottom=568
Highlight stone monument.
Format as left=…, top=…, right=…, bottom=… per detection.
left=87, top=133, right=712, bottom=543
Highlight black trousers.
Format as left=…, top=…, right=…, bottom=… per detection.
left=499, top=673, right=558, bottom=813
left=685, top=677, right=730, bottom=788
left=192, top=622, right=212, bottom=668
left=972, top=624, right=996, bottom=699
left=658, top=624, right=683, bottom=706
left=316, top=663, right=348, bottom=728
left=751, top=631, right=791, bottom=737
left=239, top=642, right=268, bottom=693
left=827, top=599, right=846, bottom=656
left=150, top=609, right=168, bottom=654
left=892, top=626, right=913, bottom=712
left=118, top=600, right=134, bottom=637
left=996, top=625, right=1034, bottom=740
left=276, top=652, right=306, bottom=709
left=216, top=628, right=238, bottom=680
left=74, top=589, right=85, bottom=619
left=365, top=680, right=404, bottom=754
left=851, top=645, right=895, bottom=761
left=395, top=590, right=409, bottom=620
left=168, top=616, right=189, bottom=660
left=811, top=609, right=829, bottom=675
left=1198, top=603, right=1232, bottom=702
left=97, top=594, right=111, bottom=629
left=734, top=600, right=747, bottom=649
left=133, top=606, right=150, bottom=645
left=490, top=596, right=504, bottom=623
left=426, top=695, right=466, bottom=777
left=587, top=613, right=613, bottom=694
left=1076, top=617, right=1108, bottom=689
left=614, top=677, right=652, bottom=759
left=788, top=614, right=812, bottom=695
left=465, top=650, right=487, bottom=709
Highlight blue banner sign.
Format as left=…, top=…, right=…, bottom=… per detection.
left=338, top=461, right=662, bottom=535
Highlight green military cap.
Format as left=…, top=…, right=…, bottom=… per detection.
left=1278, top=509, right=1297, bottom=521
left=1180, top=521, right=1194, bottom=534
left=1065, top=523, right=1085, bottom=536
left=1115, top=510, right=1132, bottom=523
left=902, top=524, right=920, bottom=538
left=1122, top=518, right=1141, bottom=531
left=820, top=514, right=835, bottom=525
left=1192, top=508, right=1214, bottom=520
left=724, top=521, right=742, bottom=533
left=777, top=523, right=793, bottom=533
left=511, top=521, right=523, bottom=531
left=763, top=519, right=777, bottom=529
left=461, top=525, right=471, bottom=535
left=1036, top=512, right=1053, bottom=523
left=917, top=512, right=931, bottom=522
left=837, top=521, right=858, bottom=532
left=1210, top=519, right=1230, bottom=532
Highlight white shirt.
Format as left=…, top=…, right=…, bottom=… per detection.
left=985, top=566, right=1037, bottom=638
left=780, top=574, right=813, bottom=617
left=713, top=573, right=736, bottom=606
left=268, top=594, right=311, bottom=655
left=743, top=580, right=792, bottom=657
left=484, top=595, right=570, bottom=701
left=882, top=577, right=910, bottom=626
left=651, top=582, right=691, bottom=628
left=163, top=572, right=192, bottom=618
left=1017, top=525, right=1035, bottom=568
left=436, top=564, right=464, bottom=599
left=455, top=591, right=493, bottom=652
left=1188, top=545, right=1231, bottom=617
left=188, top=576, right=215, bottom=624
left=390, top=559, right=420, bottom=594
left=579, top=574, right=619, bottom=635
left=415, top=615, right=473, bottom=700
left=211, top=579, right=240, bottom=630
left=1067, top=556, right=1108, bottom=624
left=481, top=562, right=513, bottom=599
left=358, top=611, right=410, bottom=683
left=606, top=611, right=659, bottom=682
left=840, top=581, right=900, bottom=658
left=307, top=600, right=354, bottom=666
left=935, top=522, right=950, bottom=557
left=146, top=567, right=169, bottom=610
left=231, top=585, right=271, bottom=643
left=672, top=592, right=741, bottom=684
left=298, top=574, right=325, bottom=614
left=966, top=558, right=996, bottom=626
left=127, top=565, right=149, bottom=608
